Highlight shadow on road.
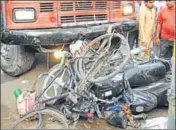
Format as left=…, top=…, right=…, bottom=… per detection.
left=1, top=72, right=17, bottom=84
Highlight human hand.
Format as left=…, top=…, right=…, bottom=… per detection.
left=156, top=37, right=160, bottom=45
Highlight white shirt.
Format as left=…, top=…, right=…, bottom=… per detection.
left=135, top=1, right=145, bottom=20
left=135, top=1, right=141, bottom=20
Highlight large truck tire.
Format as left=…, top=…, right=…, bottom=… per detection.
left=1, top=44, right=35, bottom=76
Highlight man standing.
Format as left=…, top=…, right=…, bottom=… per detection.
left=128, top=1, right=142, bottom=49
left=151, top=1, right=166, bottom=57
left=138, top=0, right=156, bottom=57
left=156, top=0, right=175, bottom=59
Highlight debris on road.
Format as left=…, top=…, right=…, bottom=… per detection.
left=141, top=117, right=168, bottom=129
left=133, top=113, right=148, bottom=120
left=14, top=88, right=36, bottom=116
left=10, top=24, right=172, bottom=129
left=21, top=80, right=29, bottom=84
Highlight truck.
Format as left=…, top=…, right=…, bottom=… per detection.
left=1, top=0, right=138, bottom=77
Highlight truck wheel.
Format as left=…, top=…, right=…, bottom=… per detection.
left=1, top=44, right=35, bottom=76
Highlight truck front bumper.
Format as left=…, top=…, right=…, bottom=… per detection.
left=1, top=20, right=137, bottom=45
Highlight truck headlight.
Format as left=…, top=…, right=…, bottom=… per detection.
left=54, top=51, right=64, bottom=59
left=122, top=4, right=134, bottom=16
left=13, top=8, right=36, bottom=22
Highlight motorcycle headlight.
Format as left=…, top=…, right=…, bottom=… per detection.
left=122, top=4, right=134, bottom=16
left=13, top=8, right=36, bottom=22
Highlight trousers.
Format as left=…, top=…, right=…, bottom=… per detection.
left=159, top=38, right=174, bottom=59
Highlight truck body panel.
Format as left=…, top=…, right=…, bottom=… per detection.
left=4, top=1, right=135, bottom=30
left=1, top=0, right=137, bottom=45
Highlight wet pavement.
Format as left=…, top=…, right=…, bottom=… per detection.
left=1, top=53, right=168, bottom=129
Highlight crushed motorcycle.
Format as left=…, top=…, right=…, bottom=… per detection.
left=11, top=23, right=171, bottom=129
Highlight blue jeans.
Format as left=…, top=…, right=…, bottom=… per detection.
left=152, top=43, right=160, bottom=58
left=128, top=30, right=138, bottom=49
left=159, top=38, right=174, bottom=59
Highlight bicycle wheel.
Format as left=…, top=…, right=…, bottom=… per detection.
left=10, top=108, right=69, bottom=129
left=41, top=64, right=73, bottom=105
left=74, top=33, right=130, bottom=83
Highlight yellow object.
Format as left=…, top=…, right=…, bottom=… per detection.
left=54, top=51, right=64, bottom=59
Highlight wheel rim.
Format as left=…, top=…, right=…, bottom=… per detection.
left=1, top=44, right=16, bottom=64
left=11, top=108, right=69, bottom=129
left=75, top=33, right=130, bottom=83
left=42, top=66, right=73, bottom=105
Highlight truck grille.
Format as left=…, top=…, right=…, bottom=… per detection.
left=59, top=1, right=121, bottom=26
left=60, top=2, right=73, bottom=11
left=95, top=1, right=107, bottom=10
left=110, top=1, right=121, bottom=9
left=40, top=3, right=54, bottom=12
left=75, top=1, right=93, bottom=10
left=61, top=14, right=107, bottom=23
left=60, top=1, right=117, bottom=11
left=60, top=1, right=94, bottom=11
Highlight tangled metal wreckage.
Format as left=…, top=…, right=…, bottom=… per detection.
left=11, top=24, right=172, bottom=129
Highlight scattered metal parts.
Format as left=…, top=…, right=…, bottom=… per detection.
left=133, top=113, right=148, bottom=120
left=95, top=104, right=104, bottom=119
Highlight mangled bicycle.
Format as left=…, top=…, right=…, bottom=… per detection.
left=11, top=22, right=171, bottom=129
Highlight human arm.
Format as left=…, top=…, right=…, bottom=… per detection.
left=152, top=8, right=157, bottom=40
left=156, top=10, right=163, bottom=45
left=156, top=23, right=162, bottom=45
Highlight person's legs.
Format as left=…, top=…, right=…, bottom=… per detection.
left=139, top=40, right=147, bottom=57
left=144, top=39, right=153, bottom=57
left=128, top=30, right=138, bottom=49
left=159, top=39, right=174, bottom=59
left=145, top=47, right=152, bottom=57
left=166, top=44, right=173, bottom=58
left=135, top=30, right=139, bottom=48
left=152, top=43, right=160, bottom=58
